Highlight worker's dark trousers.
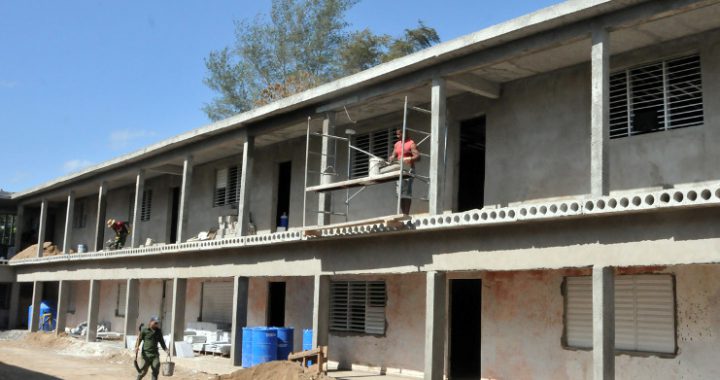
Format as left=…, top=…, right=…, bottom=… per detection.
left=137, top=353, right=160, bottom=380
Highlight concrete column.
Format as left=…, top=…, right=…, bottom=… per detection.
left=56, top=280, right=69, bottom=335
left=29, top=281, right=43, bottom=332
left=591, top=27, right=610, bottom=197
left=130, top=170, right=145, bottom=248
left=177, top=155, right=193, bottom=243
left=318, top=113, right=336, bottom=226
left=36, top=199, right=48, bottom=257
left=123, top=279, right=140, bottom=343
left=237, top=133, right=255, bottom=236
left=311, top=275, right=330, bottom=348
left=169, top=278, right=187, bottom=356
left=13, top=205, right=24, bottom=254
left=8, top=282, right=20, bottom=328
left=93, top=182, right=108, bottom=252
left=424, top=271, right=446, bottom=380
left=230, top=276, right=249, bottom=366
left=86, top=279, right=100, bottom=342
left=593, top=266, right=615, bottom=380
left=429, top=77, right=447, bottom=215
left=62, top=191, right=75, bottom=253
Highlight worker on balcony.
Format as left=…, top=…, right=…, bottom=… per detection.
left=135, top=316, right=169, bottom=380
left=389, top=128, right=420, bottom=215
left=106, top=218, right=129, bottom=250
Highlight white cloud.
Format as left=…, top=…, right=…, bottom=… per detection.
left=0, top=80, right=17, bottom=89
left=62, top=159, right=94, bottom=174
left=109, top=129, right=157, bottom=149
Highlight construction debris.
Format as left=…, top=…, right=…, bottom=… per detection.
left=10, top=242, right=64, bottom=260
left=288, top=346, right=328, bottom=374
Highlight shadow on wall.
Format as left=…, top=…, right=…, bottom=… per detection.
left=0, top=361, right=62, bottom=380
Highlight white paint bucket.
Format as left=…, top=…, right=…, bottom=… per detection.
left=369, top=157, right=384, bottom=177
left=77, top=244, right=88, bottom=253
left=145, top=238, right=154, bottom=246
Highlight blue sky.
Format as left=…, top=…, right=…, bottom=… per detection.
left=0, top=0, right=561, bottom=192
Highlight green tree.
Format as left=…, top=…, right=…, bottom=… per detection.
left=203, top=0, right=440, bottom=121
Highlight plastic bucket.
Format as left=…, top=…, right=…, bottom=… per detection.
left=161, top=358, right=175, bottom=376
left=274, top=327, right=294, bottom=360
left=369, top=157, right=383, bottom=177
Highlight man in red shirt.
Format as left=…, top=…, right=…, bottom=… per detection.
left=388, top=129, right=420, bottom=215
left=106, top=218, right=130, bottom=250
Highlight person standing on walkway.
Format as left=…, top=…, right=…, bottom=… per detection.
left=135, top=316, right=169, bottom=380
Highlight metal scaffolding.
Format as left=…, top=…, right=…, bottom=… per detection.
left=302, top=97, right=432, bottom=228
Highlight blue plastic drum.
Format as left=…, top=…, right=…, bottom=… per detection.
left=250, top=327, right=278, bottom=366
left=274, top=327, right=294, bottom=360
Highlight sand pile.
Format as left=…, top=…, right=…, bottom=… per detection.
left=11, top=242, right=66, bottom=260
left=216, top=361, right=332, bottom=380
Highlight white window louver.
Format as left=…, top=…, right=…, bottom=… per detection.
left=116, top=282, right=127, bottom=317
left=610, top=55, right=703, bottom=139
left=140, top=189, right=152, bottom=221
left=350, top=129, right=393, bottom=178
left=201, top=281, right=233, bottom=324
left=565, top=274, right=676, bottom=354
left=213, top=166, right=241, bottom=207
left=330, top=281, right=386, bottom=335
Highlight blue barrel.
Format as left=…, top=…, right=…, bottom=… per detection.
left=27, top=301, right=56, bottom=331
left=250, top=327, right=277, bottom=366
left=275, top=327, right=294, bottom=360
left=302, top=329, right=313, bottom=351
left=241, top=327, right=254, bottom=368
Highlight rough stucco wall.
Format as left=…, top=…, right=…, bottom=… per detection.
left=480, top=265, right=720, bottom=380
left=68, top=195, right=97, bottom=251
left=328, top=273, right=425, bottom=373
left=484, top=63, right=591, bottom=206
left=248, top=276, right=313, bottom=352
left=97, top=280, right=124, bottom=332
left=187, top=155, right=242, bottom=240
left=65, top=280, right=89, bottom=329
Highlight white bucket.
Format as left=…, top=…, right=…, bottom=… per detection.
left=369, top=157, right=384, bottom=177
left=77, top=244, right=88, bottom=253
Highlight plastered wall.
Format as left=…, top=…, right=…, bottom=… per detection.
left=479, top=265, right=720, bottom=380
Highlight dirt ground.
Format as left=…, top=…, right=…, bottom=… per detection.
left=0, top=331, right=335, bottom=380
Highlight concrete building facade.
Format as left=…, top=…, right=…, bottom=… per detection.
left=3, top=1, right=720, bottom=378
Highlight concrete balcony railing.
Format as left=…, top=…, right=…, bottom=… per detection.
left=9, top=180, right=720, bottom=266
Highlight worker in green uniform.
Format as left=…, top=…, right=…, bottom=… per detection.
left=135, top=316, right=169, bottom=380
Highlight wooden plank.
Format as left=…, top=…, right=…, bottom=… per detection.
left=306, top=170, right=412, bottom=193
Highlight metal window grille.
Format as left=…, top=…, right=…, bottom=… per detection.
left=213, top=166, right=241, bottom=207
left=0, top=214, right=16, bottom=246
left=330, top=281, right=386, bottom=335
left=116, top=282, right=127, bottom=317
left=73, top=200, right=87, bottom=229
left=350, top=129, right=393, bottom=178
left=140, top=190, right=152, bottom=221
left=610, top=55, right=703, bottom=139
left=565, top=274, right=676, bottom=354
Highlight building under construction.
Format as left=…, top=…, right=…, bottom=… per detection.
left=3, top=0, right=720, bottom=378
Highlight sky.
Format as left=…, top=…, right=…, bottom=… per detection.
left=0, top=0, right=562, bottom=192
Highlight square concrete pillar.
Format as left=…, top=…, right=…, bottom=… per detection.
left=93, top=182, right=108, bottom=252
left=169, top=278, right=187, bottom=356
left=591, top=27, right=610, bottom=197
left=62, top=192, right=75, bottom=254
left=312, top=275, right=330, bottom=348
left=55, top=280, right=70, bottom=335
left=237, top=132, right=255, bottom=236
left=177, top=155, right=193, bottom=243
left=424, top=271, right=446, bottom=380
left=8, top=282, right=21, bottom=328
left=130, top=170, right=145, bottom=248
left=593, top=266, right=615, bottom=380
left=230, top=276, right=249, bottom=366
left=429, top=78, right=447, bottom=215
left=36, top=199, right=48, bottom=257
left=86, top=280, right=100, bottom=342
left=318, top=113, right=336, bottom=226
left=123, top=279, right=140, bottom=343
left=29, top=281, right=43, bottom=332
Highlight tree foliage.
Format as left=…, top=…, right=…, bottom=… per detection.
left=203, top=0, right=440, bottom=121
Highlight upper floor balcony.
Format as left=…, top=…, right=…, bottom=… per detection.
left=8, top=0, right=720, bottom=265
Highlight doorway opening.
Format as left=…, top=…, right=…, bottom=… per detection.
left=450, top=279, right=482, bottom=378
left=267, top=282, right=286, bottom=327
left=169, top=187, right=180, bottom=243
left=276, top=161, right=292, bottom=229
left=457, top=116, right=486, bottom=212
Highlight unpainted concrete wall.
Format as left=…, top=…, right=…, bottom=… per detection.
left=479, top=265, right=720, bottom=380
